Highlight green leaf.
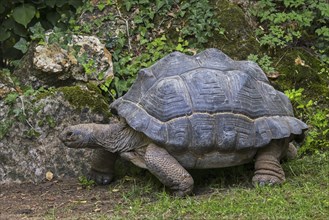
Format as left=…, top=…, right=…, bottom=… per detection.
left=139, top=0, right=149, bottom=4
left=46, top=12, right=61, bottom=26
left=5, top=93, right=19, bottom=105
left=29, top=22, right=45, bottom=41
left=45, top=0, right=56, bottom=7
left=68, top=0, right=83, bottom=9
left=2, top=19, right=15, bottom=30
left=12, top=4, right=36, bottom=28
left=13, top=23, right=28, bottom=37
left=124, top=1, right=133, bottom=11
left=134, top=16, right=143, bottom=24
left=55, top=0, right=67, bottom=7
left=175, top=43, right=184, bottom=51
left=14, top=38, right=29, bottom=53
left=0, top=28, right=10, bottom=41
left=0, top=3, right=5, bottom=14
left=156, top=0, right=165, bottom=11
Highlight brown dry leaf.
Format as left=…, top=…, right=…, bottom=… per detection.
left=267, top=71, right=280, bottom=80
left=157, top=29, right=165, bottom=34
left=15, top=86, right=23, bottom=95
left=71, top=200, right=87, bottom=204
left=166, top=21, right=172, bottom=29
left=295, top=56, right=309, bottom=67
left=187, top=48, right=198, bottom=55
left=103, top=47, right=112, bottom=62
left=91, top=0, right=99, bottom=6
left=45, top=171, right=53, bottom=181
left=167, top=12, right=175, bottom=17
left=136, top=34, right=141, bottom=42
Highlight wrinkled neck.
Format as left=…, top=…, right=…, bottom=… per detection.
left=93, top=118, right=148, bottom=153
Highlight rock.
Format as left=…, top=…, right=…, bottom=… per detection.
left=0, top=70, right=16, bottom=99
left=70, top=35, right=113, bottom=83
left=208, top=0, right=260, bottom=59
left=1, top=31, right=116, bottom=184
left=0, top=84, right=110, bottom=183
left=33, top=44, right=76, bottom=73
left=14, top=35, right=113, bottom=89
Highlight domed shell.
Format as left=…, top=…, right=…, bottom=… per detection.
left=111, top=49, right=307, bottom=152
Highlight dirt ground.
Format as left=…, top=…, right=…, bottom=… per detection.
left=0, top=178, right=123, bottom=219
left=0, top=173, right=222, bottom=220
left=0, top=164, right=252, bottom=219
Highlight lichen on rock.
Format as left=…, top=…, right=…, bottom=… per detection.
left=0, top=87, right=110, bottom=183
left=70, top=35, right=114, bottom=83
left=33, top=44, right=76, bottom=73
left=1, top=35, right=113, bottom=183
left=14, top=35, right=113, bottom=90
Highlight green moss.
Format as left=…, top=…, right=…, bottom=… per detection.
left=58, top=84, right=111, bottom=117
left=208, top=0, right=261, bottom=59
left=86, top=82, right=103, bottom=94
left=273, top=48, right=329, bottom=100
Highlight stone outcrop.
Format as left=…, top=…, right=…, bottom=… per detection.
left=0, top=35, right=112, bottom=183
left=13, top=35, right=113, bottom=89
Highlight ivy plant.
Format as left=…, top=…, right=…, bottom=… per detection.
left=0, top=0, right=82, bottom=67
left=250, top=0, right=329, bottom=56
left=285, top=88, right=329, bottom=153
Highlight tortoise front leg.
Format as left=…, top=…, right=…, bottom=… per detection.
left=144, top=143, right=194, bottom=197
left=89, top=149, right=118, bottom=185
left=252, top=139, right=288, bottom=185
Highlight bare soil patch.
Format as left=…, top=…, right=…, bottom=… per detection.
left=0, top=178, right=120, bottom=219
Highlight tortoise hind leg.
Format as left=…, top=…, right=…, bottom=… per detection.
left=252, top=139, right=289, bottom=185
left=89, top=149, right=118, bottom=185
left=144, top=143, right=194, bottom=197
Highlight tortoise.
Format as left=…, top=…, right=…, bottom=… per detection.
left=59, top=48, right=308, bottom=196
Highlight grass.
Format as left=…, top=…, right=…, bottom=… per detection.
left=45, top=152, right=329, bottom=219
left=106, top=152, right=327, bottom=219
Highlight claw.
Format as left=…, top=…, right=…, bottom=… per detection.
left=88, top=169, right=114, bottom=185
left=253, top=175, right=282, bottom=187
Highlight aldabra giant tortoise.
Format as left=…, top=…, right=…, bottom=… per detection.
left=59, top=48, right=308, bottom=196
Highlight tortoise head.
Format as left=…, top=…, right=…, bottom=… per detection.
left=59, top=124, right=98, bottom=149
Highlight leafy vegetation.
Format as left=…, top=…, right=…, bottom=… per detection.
left=251, top=0, right=329, bottom=55
left=78, top=176, right=96, bottom=189
left=248, top=0, right=329, bottom=154
left=71, top=0, right=222, bottom=96
left=247, top=53, right=276, bottom=75
left=0, top=1, right=329, bottom=219
left=285, top=88, right=329, bottom=153
left=0, top=0, right=82, bottom=67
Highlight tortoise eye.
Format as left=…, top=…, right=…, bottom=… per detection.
left=66, top=131, right=74, bottom=138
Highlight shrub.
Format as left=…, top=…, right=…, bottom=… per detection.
left=0, top=0, right=82, bottom=67
left=250, top=0, right=329, bottom=57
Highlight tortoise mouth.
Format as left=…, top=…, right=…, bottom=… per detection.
left=59, top=129, right=88, bottom=148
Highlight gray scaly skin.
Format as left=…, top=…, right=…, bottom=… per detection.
left=59, top=118, right=291, bottom=196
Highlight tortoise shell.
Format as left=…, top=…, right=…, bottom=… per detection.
left=111, top=49, right=307, bottom=153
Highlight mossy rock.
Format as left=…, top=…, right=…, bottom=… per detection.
left=208, top=0, right=261, bottom=60
left=58, top=83, right=111, bottom=118
left=273, top=48, right=329, bottom=102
